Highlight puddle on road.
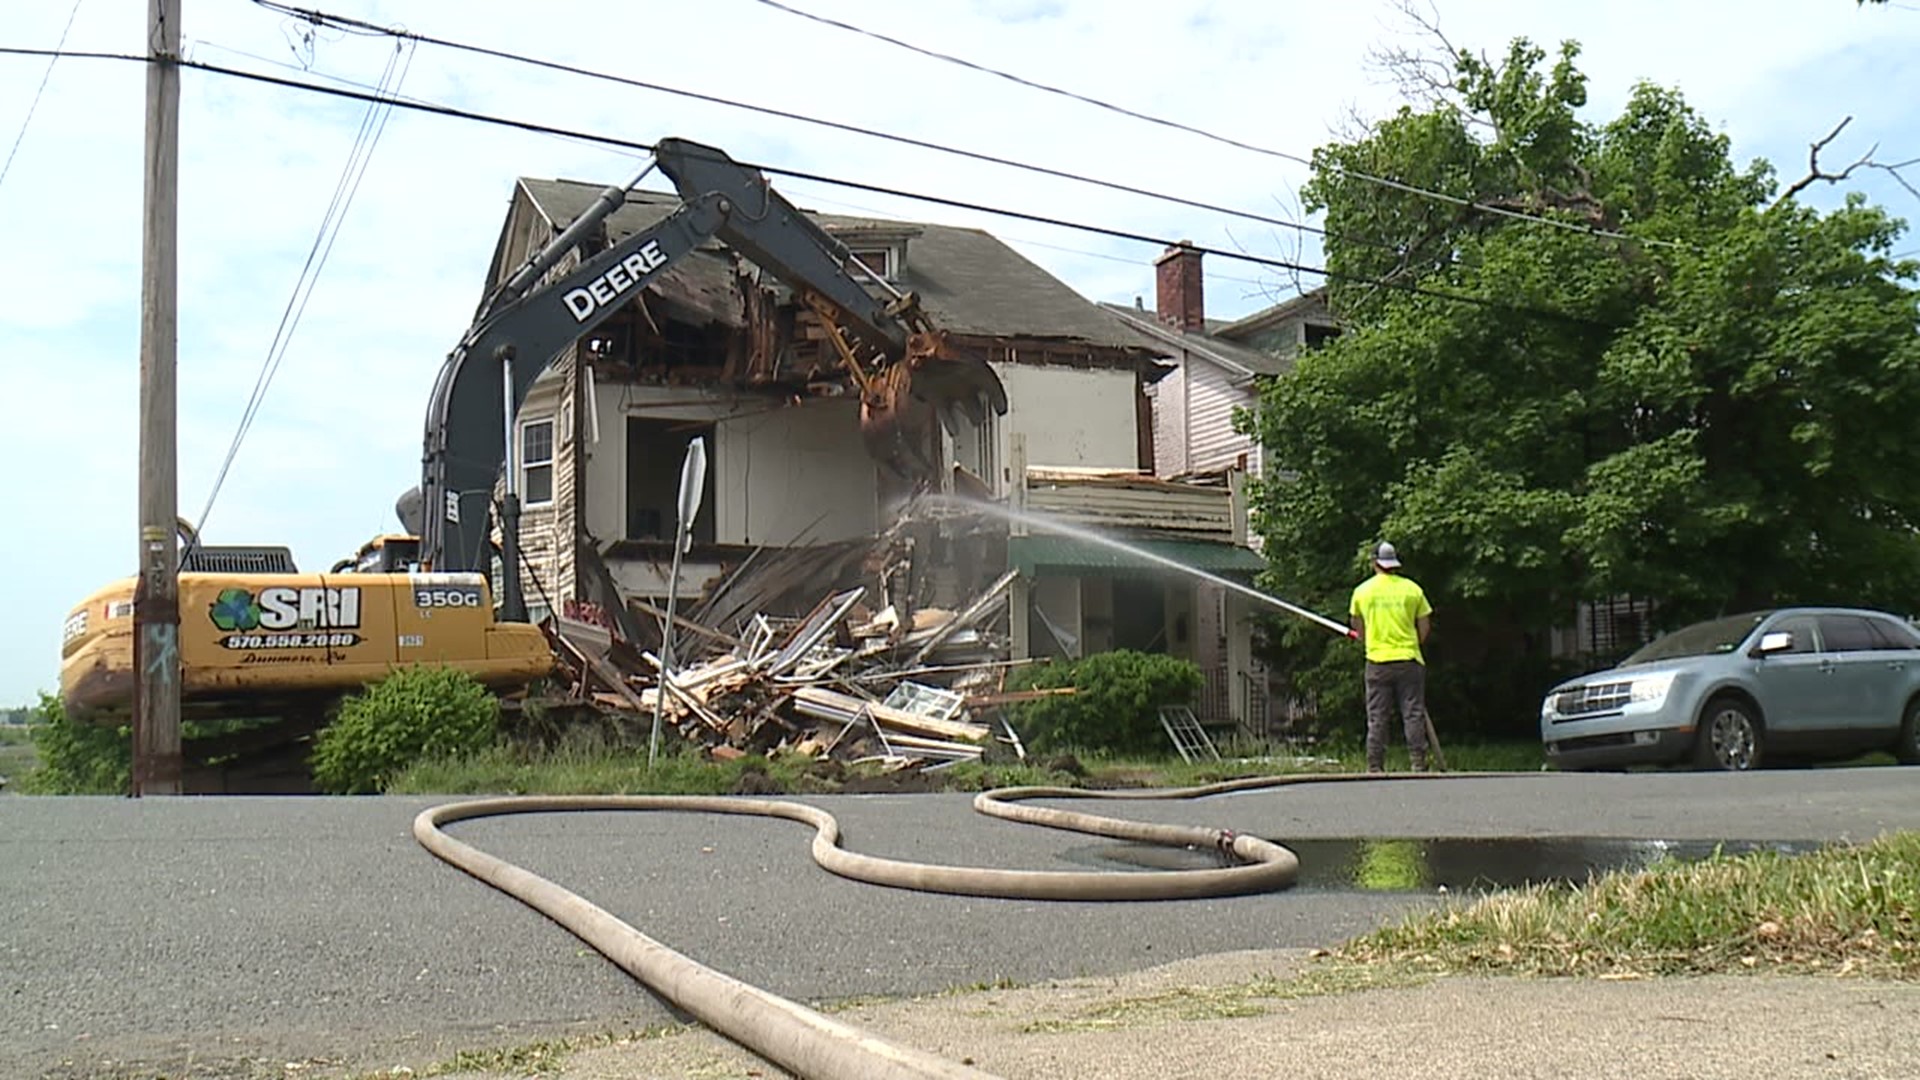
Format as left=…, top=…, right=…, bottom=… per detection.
left=1057, top=836, right=1832, bottom=893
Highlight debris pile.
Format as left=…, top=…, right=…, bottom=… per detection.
left=539, top=556, right=1045, bottom=771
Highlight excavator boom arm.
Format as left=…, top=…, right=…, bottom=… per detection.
left=411, top=137, right=1005, bottom=618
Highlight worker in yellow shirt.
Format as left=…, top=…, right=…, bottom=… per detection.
left=1348, top=542, right=1434, bottom=773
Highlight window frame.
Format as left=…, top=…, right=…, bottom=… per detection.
left=519, top=417, right=555, bottom=507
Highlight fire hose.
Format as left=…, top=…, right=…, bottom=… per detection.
left=413, top=771, right=1461, bottom=1080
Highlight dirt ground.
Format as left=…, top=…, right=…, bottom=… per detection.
left=428, top=948, right=1920, bottom=1080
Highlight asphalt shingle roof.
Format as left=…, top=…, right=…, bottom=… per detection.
left=518, top=179, right=1144, bottom=352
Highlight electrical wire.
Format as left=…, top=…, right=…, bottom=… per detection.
left=0, top=0, right=87, bottom=194
left=0, top=45, right=1601, bottom=325
left=245, top=1, right=1387, bottom=250
left=186, top=38, right=416, bottom=550
left=745, top=0, right=1685, bottom=250
left=775, top=181, right=1282, bottom=288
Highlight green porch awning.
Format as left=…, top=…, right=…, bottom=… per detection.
left=1009, top=535, right=1268, bottom=579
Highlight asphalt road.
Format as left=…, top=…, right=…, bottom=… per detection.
left=4, top=769, right=1917, bottom=1079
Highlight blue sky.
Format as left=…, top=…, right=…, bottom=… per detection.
left=2, top=0, right=1917, bottom=705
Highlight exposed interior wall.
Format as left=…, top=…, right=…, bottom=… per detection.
left=575, top=379, right=878, bottom=549
left=994, top=363, right=1139, bottom=470
left=1145, top=354, right=1190, bottom=479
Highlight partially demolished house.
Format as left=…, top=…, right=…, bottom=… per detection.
left=474, top=176, right=1271, bottom=757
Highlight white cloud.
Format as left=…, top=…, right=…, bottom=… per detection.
left=2, top=0, right=1917, bottom=702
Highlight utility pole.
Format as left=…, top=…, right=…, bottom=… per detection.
left=132, top=0, right=182, bottom=796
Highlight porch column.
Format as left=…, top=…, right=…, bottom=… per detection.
left=1226, top=590, right=1252, bottom=729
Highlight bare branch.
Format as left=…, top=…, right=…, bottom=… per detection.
left=1362, top=0, right=1491, bottom=125
left=1776, top=116, right=1883, bottom=204
left=1868, top=161, right=1920, bottom=203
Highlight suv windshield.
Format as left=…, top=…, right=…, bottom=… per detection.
left=1622, top=611, right=1772, bottom=666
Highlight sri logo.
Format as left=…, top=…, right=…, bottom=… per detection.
left=207, top=586, right=362, bottom=631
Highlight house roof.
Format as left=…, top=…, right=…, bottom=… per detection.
left=1213, top=285, right=1334, bottom=341
left=1098, top=302, right=1291, bottom=379
left=517, top=178, right=1146, bottom=353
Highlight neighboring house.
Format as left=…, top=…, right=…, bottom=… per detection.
left=467, top=177, right=1272, bottom=732
left=1098, top=244, right=1346, bottom=734
left=1102, top=242, right=1341, bottom=484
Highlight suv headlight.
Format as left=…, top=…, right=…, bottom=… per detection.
left=1630, top=671, right=1678, bottom=704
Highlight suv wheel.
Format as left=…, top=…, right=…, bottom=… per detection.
left=1898, top=698, right=1920, bottom=766
left=1693, top=697, right=1763, bottom=771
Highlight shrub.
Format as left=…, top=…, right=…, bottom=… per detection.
left=1008, top=649, right=1204, bottom=755
left=311, top=666, right=500, bottom=794
left=21, top=692, right=130, bottom=795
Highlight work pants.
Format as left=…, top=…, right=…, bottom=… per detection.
left=1364, top=659, right=1429, bottom=772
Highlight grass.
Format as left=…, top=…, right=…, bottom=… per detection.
left=354, top=1022, right=693, bottom=1079
left=1325, top=828, right=1920, bottom=980
left=385, top=733, right=1545, bottom=797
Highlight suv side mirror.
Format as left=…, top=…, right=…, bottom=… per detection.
left=1753, top=631, right=1794, bottom=656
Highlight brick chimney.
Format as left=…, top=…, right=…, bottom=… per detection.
left=1154, top=241, right=1204, bottom=331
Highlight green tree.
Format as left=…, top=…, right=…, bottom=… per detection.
left=20, top=693, right=130, bottom=794
left=1248, top=37, right=1920, bottom=737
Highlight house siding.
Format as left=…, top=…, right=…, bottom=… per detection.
left=1185, top=360, right=1258, bottom=475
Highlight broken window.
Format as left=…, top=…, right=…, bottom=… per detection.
left=626, top=417, right=716, bottom=544
left=847, top=247, right=897, bottom=283
left=520, top=418, right=554, bottom=506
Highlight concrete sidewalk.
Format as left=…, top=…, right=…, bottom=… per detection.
left=436, top=949, right=1920, bottom=1080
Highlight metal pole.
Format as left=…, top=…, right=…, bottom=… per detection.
left=497, top=349, right=525, bottom=623
left=650, top=437, right=706, bottom=770
left=648, top=538, right=685, bottom=770
left=132, top=0, right=182, bottom=797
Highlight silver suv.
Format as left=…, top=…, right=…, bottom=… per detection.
left=1540, top=607, right=1920, bottom=771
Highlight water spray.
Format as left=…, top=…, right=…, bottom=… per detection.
left=926, top=494, right=1358, bottom=640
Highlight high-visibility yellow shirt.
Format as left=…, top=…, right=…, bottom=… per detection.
left=1349, top=572, right=1433, bottom=664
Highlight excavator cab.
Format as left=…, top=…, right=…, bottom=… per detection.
left=333, top=534, right=422, bottom=574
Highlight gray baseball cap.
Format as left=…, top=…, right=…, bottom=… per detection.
left=1373, top=542, right=1402, bottom=569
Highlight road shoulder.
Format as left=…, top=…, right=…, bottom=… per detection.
left=438, top=948, right=1920, bottom=1080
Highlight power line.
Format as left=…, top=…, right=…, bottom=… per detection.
left=746, top=0, right=1685, bottom=250
left=0, top=0, right=87, bottom=194
left=762, top=180, right=1281, bottom=288
left=188, top=38, right=415, bottom=546
left=191, top=37, right=652, bottom=166
left=246, top=1, right=1387, bottom=250
left=0, top=46, right=1600, bottom=325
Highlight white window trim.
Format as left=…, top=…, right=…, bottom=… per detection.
left=519, top=417, right=555, bottom=507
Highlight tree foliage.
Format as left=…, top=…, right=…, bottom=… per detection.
left=1249, top=37, right=1920, bottom=735
left=20, top=693, right=130, bottom=794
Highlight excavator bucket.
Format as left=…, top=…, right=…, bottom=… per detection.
left=904, top=330, right=1008, bottom=428
left=857, top=331, right=1008, bottom=483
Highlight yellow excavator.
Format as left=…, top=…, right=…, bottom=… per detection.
left=59, top=530, right=555, bottom=723
left=58, top=137, right=1006, bottom=731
